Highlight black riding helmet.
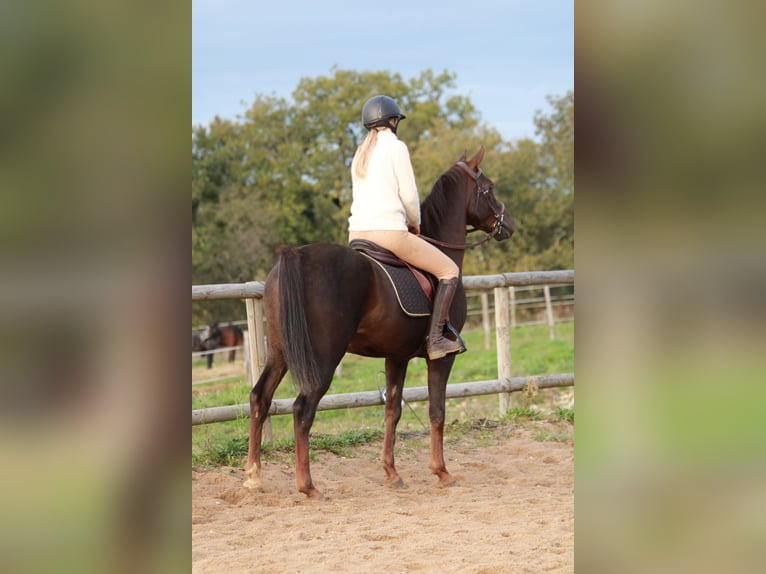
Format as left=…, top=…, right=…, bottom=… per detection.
left=362, top=95, right=406, bottom=131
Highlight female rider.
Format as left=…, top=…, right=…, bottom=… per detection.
left=348, top=95, right=463, bottom=360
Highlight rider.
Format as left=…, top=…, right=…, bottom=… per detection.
left=348, top=95, right=463, bottom=360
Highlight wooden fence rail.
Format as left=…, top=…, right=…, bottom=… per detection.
left=192, top=373, right=574, bottom=425
left=190, top=270, right=575, bottom=302
left=191, top=344, right=244, bottom=358
left=192, top=269, right=574, bottom=426
left=192, top=281, right=264, bottom=301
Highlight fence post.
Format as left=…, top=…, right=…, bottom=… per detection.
left=544, top=285, right=555, bottom=340
left=480, top=291, right=491, bottom=350
left=246, top=295, right=271, bottom=443
left=509, top=286, right=516, bottom=328
left=494, top=286, right=512, bottom=414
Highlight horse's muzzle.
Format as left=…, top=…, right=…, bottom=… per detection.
left=495, top=217, right=515, bottom=241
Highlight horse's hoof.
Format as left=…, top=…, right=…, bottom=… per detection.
left=305, top=489, right=324, bottom=500
left=438, top=476, right=459, bottom=488
left=243, top=478, right=263, bottom=491
left=386, top=478, right=408, bottom=490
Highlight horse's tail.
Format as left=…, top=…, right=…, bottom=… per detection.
left=277, top=246, right=321, bottom=394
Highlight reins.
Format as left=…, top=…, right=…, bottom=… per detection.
left=421, top=230, right=497, bottom=250
left=419, top=161, right=507, bottom=251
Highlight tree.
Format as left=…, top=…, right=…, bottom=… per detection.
left=532, top=91, right=574, bottom=270
left=192, top=71, right=573, bottom=324
left=465, top=91, right=574, bottom=275
left=192, top=69, right=486, bottom=279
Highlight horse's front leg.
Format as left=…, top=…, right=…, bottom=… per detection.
left=426, top=357, right=458, bottom=487
left=244, top=361, right=287, bottom=490
left=381, top=358, right=408, bottom=489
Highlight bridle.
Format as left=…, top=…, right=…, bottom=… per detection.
left=421, top=161, right=508, bottom=250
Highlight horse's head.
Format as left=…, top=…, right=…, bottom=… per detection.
left=198, top=322, right=221, bottom=350
left=457, top=147, right=515, bottom=242
left=193, top=325, right=220, bottom=352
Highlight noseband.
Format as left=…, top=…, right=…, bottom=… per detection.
left=421, top=161, right=507, bottom=250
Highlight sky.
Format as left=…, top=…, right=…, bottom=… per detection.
left=192, top=0, right=573, bottom=142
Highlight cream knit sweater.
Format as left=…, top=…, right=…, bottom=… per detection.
left=348, top=131, right=421, bottom=231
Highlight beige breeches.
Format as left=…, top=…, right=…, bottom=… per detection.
left=349, top=230, right=458, bottom=280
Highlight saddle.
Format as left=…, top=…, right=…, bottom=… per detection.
left=350, top=239, right=437, bottom=317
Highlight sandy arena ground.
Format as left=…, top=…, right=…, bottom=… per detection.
left=192, top=423, right=573, bottom=573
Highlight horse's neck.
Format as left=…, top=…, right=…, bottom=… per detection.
left=420, top=200, right=467, bottom=269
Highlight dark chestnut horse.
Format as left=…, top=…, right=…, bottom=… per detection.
left=245, top=147, right=514, bottom=498
left=207, top=323, right=244, bottom=366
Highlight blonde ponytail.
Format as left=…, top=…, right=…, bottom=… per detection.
left=352, top=129, right=379, bottom=179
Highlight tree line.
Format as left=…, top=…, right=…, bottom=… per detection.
left=193, top=69, right=573, bottom=324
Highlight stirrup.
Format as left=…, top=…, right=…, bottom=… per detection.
left=445, top=323, right=467, bottom=354
left=426, top=324, right=466, bottom=360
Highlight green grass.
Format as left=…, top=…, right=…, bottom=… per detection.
left=191, top=428, right=385, bottom=468
left=533, top=430, right=572, bottom=443
left=553, top=406, right=575, bottom=423
left=192, top=321, right=574, bottom=467
left=503, top=406, right=546, bottom=421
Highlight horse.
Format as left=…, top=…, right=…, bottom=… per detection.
left=192, top=326, right=220, bottom=369
left=206, top=323, right=244, bottom=366
left=245, top=146, right=514, bottom=498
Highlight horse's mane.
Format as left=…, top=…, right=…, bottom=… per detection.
left=420, top=165, right=461, bottom=231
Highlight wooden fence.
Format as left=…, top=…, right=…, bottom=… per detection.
left=191, top=269, right=574, bottom=426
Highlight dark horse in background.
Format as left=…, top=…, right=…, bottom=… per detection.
left=207, top=323, right=244, bottom=367
left=192, top=325, right=219, bottom=369
left=245, top=147, right=514, bottom=498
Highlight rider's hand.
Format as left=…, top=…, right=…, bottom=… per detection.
left=408, top=224, right=420, bottom=235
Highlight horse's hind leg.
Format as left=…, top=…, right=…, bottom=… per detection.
left=292, top=360, right=339, bottom=498
left=381, top=357, right=408, bottom=488
left=244, top=355, right=287, bottom=490
left=292, top=383, right=329, bottom=499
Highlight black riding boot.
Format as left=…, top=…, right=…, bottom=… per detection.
left=427, top=277, right=465, bottom=360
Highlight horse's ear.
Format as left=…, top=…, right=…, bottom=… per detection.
left=468, top=146, right=485, bottom=169
left=459, top=149, right=467, bottom=162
